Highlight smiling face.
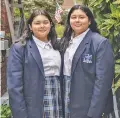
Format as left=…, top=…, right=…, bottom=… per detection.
left=70, top=9, right=91, bottom=37
left=30, top=15, right=51, bottom=42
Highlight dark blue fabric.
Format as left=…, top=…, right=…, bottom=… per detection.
left=7, top=39, right=63, bottom=118
left=62, top=30, right=114, bottom=118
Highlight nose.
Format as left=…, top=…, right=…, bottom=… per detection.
left=40, top=23, right=44, bottom=27
left=75, top=17, right=79, bottom=22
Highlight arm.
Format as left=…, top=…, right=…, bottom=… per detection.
left=7, top=43, right=28, bottom=118
left=87, top=39, right=114, bottom=118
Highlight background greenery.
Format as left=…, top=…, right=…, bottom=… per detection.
left=0, top=104, right=12, bottom=118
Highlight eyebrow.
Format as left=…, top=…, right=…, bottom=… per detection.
left=71, top=14, right=85, bottom=17
left=33, top=20, right=49, bottom=22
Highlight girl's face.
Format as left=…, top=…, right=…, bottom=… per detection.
left=30, top=15, right=51, bottom=42
left=70, top=9, right=91, bottom=37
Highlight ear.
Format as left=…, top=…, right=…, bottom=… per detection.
left=88, top=19, right=91, bottom=25
left=89, top=21, right=91, bottom=25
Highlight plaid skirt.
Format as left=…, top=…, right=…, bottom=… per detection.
left=63, top=75, right=71, bottom=118
left=43, top=76, right=63, bottom=118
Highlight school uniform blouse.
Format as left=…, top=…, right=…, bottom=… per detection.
left=64, top=28, right=90, bottom=76
left=33, top=35, right=61, bottom=76
left=33, top=35, right=63, bottom=118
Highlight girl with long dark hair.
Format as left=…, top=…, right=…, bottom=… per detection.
left=7, top=9, right=63, bottom=118
left=60, top=5, right=114, bottom=118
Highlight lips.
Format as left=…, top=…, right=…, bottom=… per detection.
left=74, top=24, right=82, bottom=27
left=38, top=30, right=46, bottom=32
left=72, top=23, right=82, bottom=27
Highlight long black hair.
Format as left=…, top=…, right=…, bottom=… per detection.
left=18, top=9, right=58, bottom=50
left=59, top=5, right=99, bottom=52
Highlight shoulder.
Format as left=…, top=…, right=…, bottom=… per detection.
left=12, top=36, right=31, bottom=50
left=91, top=32, right=107, bottom=44
left=91, top=32, right=110, bottom=48
left=10, top=40, right=28, bottom=57
left=11, top=42, right=25, bottom=51
left=88, top=32, right=111, bottom=52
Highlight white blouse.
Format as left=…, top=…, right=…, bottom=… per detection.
left=33, top=35, right=61, bottom=76
left=64, top=29, right=90, bottom=76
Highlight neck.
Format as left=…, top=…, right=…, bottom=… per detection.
left=34, top=35, right=49, bottom=42
left=39, top=38, right=48, bottom=43
left=73, top=32, right=81, bottom=38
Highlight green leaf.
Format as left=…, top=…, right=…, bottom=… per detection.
left=106, top=0, right=110, bottom=3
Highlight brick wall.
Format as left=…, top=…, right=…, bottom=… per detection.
left=1, top=0, right=10, bottom=33
left=1, top=0, right=11, bottom=97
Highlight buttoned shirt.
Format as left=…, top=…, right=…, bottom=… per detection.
left=64, top=29, right=90, bottom=76
left=33, top=35, right=61, bottom=76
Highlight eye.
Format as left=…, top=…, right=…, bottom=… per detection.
left=34, top=22, right=40, bottom=25
left=71, top=16, right=76, bottom=19
left=43, top=21, right=49, bottom=25
left=79, top=16, right=85, bottom=19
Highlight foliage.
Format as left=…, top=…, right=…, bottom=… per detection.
left=81, top=0, right=120, bottom=92
left=113, top=0, right=120, bottom=4
left=55, top=24, right=65, bottom=38
left=14, top=8, right=20, bottom=17
left=61, top=11, right=68, bottom=25
left=114, top=59, right=120, bottom=93
left=22, top=0, right=63, bottom=20
left=0, top=104, right=12, bottom=118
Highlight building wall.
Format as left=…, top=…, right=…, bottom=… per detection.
left=1, top=0, right=11, bottom=97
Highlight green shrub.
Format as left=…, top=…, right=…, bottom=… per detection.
left=55, top=24, right=65, bottom=38
left=0, top=104, right=12, bottom=118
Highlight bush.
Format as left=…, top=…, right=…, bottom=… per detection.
left=0, top=104, right=12, bottom=118
left=55, top=24, right=65, bottom=38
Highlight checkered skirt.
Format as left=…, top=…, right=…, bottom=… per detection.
left=63, top=75, right=71, bottom=118
left=43, top=76, right=63, bottom=118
